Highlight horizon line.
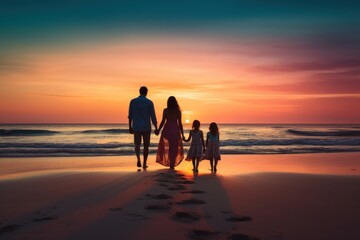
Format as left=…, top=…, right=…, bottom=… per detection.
left=1, top=122, right=359, bottom=125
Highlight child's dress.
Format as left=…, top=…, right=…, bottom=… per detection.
left=185, top=130, right=203, bottom=160
left=204, top=132, right=221, bottom=160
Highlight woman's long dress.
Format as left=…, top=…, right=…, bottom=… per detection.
left=156, top=116, right=184, bottom=167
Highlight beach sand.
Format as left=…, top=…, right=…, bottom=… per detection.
left=0, top=153, right=360, bottom=240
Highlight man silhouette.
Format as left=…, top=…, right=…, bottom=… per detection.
left=128, top=86, right=158, bottom=168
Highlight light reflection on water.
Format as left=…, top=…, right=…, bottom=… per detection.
left=1, top=153, right=359, bottom=181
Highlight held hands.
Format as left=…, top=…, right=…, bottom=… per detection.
left=182, top=133, right=187, bottom=142
left=129, top=127, right=134, bottom=134
left=154, top=129, right=160, bottom=136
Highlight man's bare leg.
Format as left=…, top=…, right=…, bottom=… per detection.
left=134, top=132, right=142, bottom=167
left=142, top=131, right=151, bottom=168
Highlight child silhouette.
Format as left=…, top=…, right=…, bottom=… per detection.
left=204, top=122, right=221, bottom=172
left=183, top=120, right=205, bottom=172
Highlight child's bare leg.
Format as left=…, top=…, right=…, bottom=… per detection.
left=192, top=158, right=196, bottom=171
left=214, top=160, right=218, bottom=172
left=210, top=159, right=214, bottom=172
left=195, top=157, right=200, bottom=172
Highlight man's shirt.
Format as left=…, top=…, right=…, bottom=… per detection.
left=128, top=95, right=157, bottom=131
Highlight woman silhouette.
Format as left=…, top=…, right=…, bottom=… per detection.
left=155, top=96, right=185, bottom=169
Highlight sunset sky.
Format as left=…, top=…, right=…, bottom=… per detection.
left=1, top=0, right=360, bottom=123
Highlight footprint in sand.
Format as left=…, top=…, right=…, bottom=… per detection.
left=172, top=211, right=201, bottom=223
left=145, top=204, right=171, bottom=211
left=155, top=172, right=172, bottom=177
left=181, top=190, right=206, bottom=194
left=176, top=180, right=195, bottom=184
left=32, top=216, right=58, bottom=222
left=0, top=224, right=21, bottom=235
left=156, top=172, right=184, bottom=177
left=168, top=185, right=187, bottom=191
left=176, top=198, right=206, bottom=205
left=32, top=210, right=58, bottom=222
left=226, top=216, right=252, bottom=222
left=156, top=178, right=174, bottom=183
left=146, top=194, right=173, bottom=200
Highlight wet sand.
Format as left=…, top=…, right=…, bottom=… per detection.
left=0, top=153, right=360, bottom=240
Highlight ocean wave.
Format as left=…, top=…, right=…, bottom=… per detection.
left=80, top=129, right=129, bottom=134
left=1, top=138, right=359, bottom=150
left=271, top=126, right=285, bottom=129
left=2, top=124, right=360, bottom=157
left=287, top=129, right=360, bottom=137
left=219, top=147, right=360, bottom=154
left=0, top=148, right=137, bottom=156
left=0, top=128, right=129, bottom=136
left=1, top=147, right=359, bottom=157
left=221, top=138, right=360, bottom=146
left=0, top=129, right=59, bottom=136
left=0, top=142, right=146, bottom=149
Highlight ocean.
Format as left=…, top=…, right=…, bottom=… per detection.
left=0, top=124, right=360, bottom=157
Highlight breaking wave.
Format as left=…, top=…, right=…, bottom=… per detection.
left=0, top=129, right=59, bottom=136
left=287, top=129, right=360, bottom=137
left=0, top=128, right=128, bottom=136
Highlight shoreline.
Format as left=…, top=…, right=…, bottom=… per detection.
left=1, top=153, right=360, bottom=239
left=1, top=152, right=360, bottom=178
left=1, top=149, right=360, bottom=158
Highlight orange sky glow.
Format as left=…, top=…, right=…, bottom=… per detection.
left=1, top=36, right=359, bottom=124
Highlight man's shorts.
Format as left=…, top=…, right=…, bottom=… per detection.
left=134, top=130, right=151, bottom=147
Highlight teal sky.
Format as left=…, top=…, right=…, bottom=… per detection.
left=1, top=0, right=360, bottom=51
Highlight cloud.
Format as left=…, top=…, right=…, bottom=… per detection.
left=253, top=78, right=360, bottom=95
left=252, top=59, right=360, bottom=73
left=238, top=31, right=360, bottom=95
left=291, top=96, right=360, bottom=123
left=27, top=93, right=88, bottom=98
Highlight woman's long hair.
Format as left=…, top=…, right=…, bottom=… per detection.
left=167, top=96, right=181, bottom=112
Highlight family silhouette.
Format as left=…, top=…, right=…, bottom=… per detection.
left=128, top=86, right=221, bottom=172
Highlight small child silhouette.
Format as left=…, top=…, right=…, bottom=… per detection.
left=204, top=122, right=221, bottom=172
left=183, top=120, right=205, bottom=172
